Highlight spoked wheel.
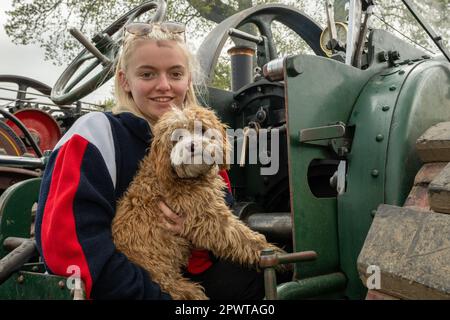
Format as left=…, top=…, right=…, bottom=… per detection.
left=0, top=75, right=52, bottom=111
left=5, top=109, right=62, bottom=156
left=197, top=3, right=326, bottom=85
left=51, top=0, right=167, bottom=105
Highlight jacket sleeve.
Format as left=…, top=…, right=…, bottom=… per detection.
left=35, top=114, right=171, bottom=300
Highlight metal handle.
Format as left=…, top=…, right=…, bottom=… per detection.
left=260, top=248, right=318, bottom=300
left=0, top=238, right=37, bottom=285
left=69, top=28, right=111, bottom=66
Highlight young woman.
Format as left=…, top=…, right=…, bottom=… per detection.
left=35, top=22, right=265, bottom=300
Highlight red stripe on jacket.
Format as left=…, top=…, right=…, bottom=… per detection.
left=187, top=169, right=232, bottom=274
left=40, top=134, right=93, bottom=298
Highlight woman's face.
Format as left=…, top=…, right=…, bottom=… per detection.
left=119, top=39, right=190, bottom=122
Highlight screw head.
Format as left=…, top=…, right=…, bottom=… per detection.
left=376, top=134, right=384, bottom=142
left=58, top=281, right=65, bottom=289
left=371, top=169, right=379, bottom=177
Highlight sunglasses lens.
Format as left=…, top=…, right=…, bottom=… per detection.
left=161, top=22, right=186, bottom=34
left=125, top=23, right=153, bottom=36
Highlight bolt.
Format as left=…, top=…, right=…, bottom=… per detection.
left=388, top=50, right=401, bottom=62
left=376, top=134, right=384, bottom=142
left=389, top=85, right=397, bottom=91
left=378, top=51, right=388, bottom=62
left=371, top=169, right=379, bottom=177
left=382, top=106, right=390, bottom=112
left=17, top=275, right=24, bottom=284
left=58, top=280, right=65, bottom=289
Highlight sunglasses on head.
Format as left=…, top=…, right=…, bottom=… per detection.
left=124, top=22, right=186, bottom=41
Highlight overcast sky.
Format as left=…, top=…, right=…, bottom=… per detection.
left=0, top=0, right=112, bottom=104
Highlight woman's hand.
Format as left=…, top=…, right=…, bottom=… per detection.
left=159, top=201, right=185, bottom=235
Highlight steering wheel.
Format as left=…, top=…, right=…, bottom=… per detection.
left=197, top=3, right=326, bottom=85
left=51, top=0, right=167, bottom=105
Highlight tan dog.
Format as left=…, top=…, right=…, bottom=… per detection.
left=112, top=105, right=284, bottom=300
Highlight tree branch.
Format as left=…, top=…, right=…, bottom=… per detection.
left=187, top=0, right=238, bottom=23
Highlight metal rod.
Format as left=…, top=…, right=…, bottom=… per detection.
left=0, top=239, right=37, bottom=285
left=3, top=237, right=29, bottom=252
left=228, top=28, right=263, bottom=44
left=401, top=0, right=450, bottom=62
left=69, top=28, right=112, bottom=66
left=0, top=154, right=46, bottom=169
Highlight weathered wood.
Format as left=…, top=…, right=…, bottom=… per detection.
left=414, top=162, right=448, bottom=185
left=358, top=204, right=450, bottom=299
left=403, top=185, right=429, bottom=209
left=429, top=162, right=450, bottom=214
left=416, top=122, right=450, bottom=162
left=365, top=290, right=399, bottom=300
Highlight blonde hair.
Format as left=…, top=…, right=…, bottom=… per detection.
left=112, top=25, right=204, bottom=123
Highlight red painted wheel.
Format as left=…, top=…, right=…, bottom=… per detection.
left=5, top=109, right=62, bottom=156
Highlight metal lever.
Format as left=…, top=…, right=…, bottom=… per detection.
left=260, top=248, right=318, bottom=300
left=69, top=28, right=111, bottom=66
left=0, top=238, right=37, bottom=285
left=228, top=28, right=263, bottom=44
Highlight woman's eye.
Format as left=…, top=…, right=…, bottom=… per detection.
left=171, top=71, right=184, bottom=79
left=141, top=72, right=156, bottom=79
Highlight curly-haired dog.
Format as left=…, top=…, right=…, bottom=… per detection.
left=112, top=105, right=284, bottom=300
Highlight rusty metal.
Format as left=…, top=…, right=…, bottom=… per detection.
left=260, top=248, right=318, bottom=299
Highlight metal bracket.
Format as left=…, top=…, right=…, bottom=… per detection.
left=299, top=122, right=346, bottom=143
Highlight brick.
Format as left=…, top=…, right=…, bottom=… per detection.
left=429, top=162, right=450, bottom=214
left=416, top=122, right=450, bottom=162
left=403, top=185, right=429, bottom=209
left=358, top=204, right=450, bottom=299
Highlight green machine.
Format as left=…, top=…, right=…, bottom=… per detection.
left=0, top=0, right=449, bottom=299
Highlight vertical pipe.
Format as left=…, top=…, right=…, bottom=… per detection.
left=227, top=46, right=255, bottom=92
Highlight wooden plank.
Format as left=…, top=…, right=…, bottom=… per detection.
left=414, top=162, right=448, bottom=185
left=365, top=290, right=399, bottom=300
left=358, top=204, right=450, bottom=299
left=429, top=162, right=450, bottom=214
left=416, top=122, right=450, bottom=162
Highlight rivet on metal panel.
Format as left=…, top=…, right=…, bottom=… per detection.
left=371, top=169, right=379, bottom=177
left=376, top=134, right=384, bottom=142
left=389, top=85, right=397, bottom=91
left=371, top=210, right=377, bottom=217
left=382, top=106, right=390, bottom=111
left=58, top=280, right=65, bottom=289
left=398, top=70, right=405, bottom=75
left=17, top=275, right=24, bottom=284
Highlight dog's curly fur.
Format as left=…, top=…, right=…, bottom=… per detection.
left=112, top=105, right=284, bottom=300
